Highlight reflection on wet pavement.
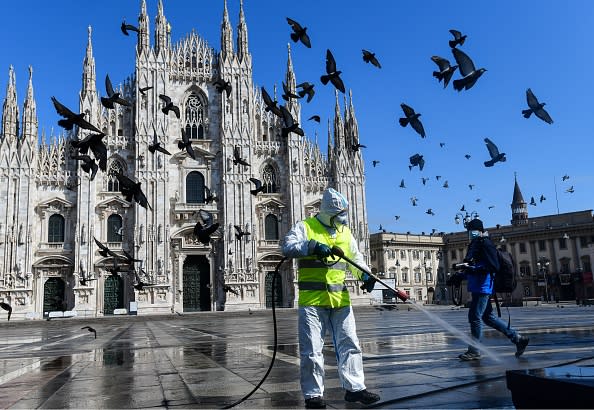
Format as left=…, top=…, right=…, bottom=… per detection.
left=0, top=305, right=593, bottom=408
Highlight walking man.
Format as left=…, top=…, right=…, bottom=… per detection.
left=283, top=188, right=380, bottom=408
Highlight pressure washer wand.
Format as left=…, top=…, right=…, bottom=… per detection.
left=330, top=246, right=410, bottom=302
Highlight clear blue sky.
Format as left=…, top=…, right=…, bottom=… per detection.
left=1, top=0, right=592, bottom=234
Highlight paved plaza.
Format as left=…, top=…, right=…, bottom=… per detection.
left=0, top=303, right=593, bottom=409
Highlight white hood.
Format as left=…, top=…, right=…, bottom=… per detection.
left=317, top=188, right=349, bottom=227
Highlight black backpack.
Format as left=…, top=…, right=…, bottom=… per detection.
left=494, top=249, right=517, bottom=294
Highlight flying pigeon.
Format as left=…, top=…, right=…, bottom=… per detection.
left=133, top=269, right=157, bottom=291
left=286, top=18, right=311, bottom=48
left=81, top=326, right=97, bottom=339
left=460, top=205, right=466, bottom=211
left=540, top=194, right=546, bottom=202
left=409, top=153, right=425, bottom=171
left=281, top=81, right=300, bottom=101
left=522, top=88, right=553, bottom=124
left=193, top=210, right=219, bottom=245
left=488, top=205, right=495, bottom=210
left=483, top=137, right=506, bottom=167
left=530, top=197, right=537, bottom=206
left=431, top=56, right=458, bottom=88
left=464, top=154, right=471, bottom=160
left=399, top=104, right=425, bottom=138
left=468, top=185, right=474, bottom=190
left=439, top=142, right=446, bottom=147
left=70, top=153, right=99, bottom=181
left=308, top=115, right=321, bottom=123
left=178, top=128, right=196, bottom=160
left=372, top=160, right=380, bottom=167
left=139, top=86, right=153, bottom=95
left=351, top=143, right=367, bottom=151
left=101, top=74, right=131, bottom=109
left=261, top=87, right=283, bottom=117
left=421, top=177, right=429, bottom=185
left=435, top=175, right=442, bottom=181
left=280, top=105, right=305, bottom=137
left=362, top=49, right=381, bottom=68
left=296, top=82, right=315, bottom=103
left=94, top=237, right=121, bottom=259
left=121, top=21, right=139, bottom=36
left=394, top=216, right=400, bottom=221
left=114, top=171, right=152, bottom=209
left=234, top=225, right=251, bottom=241
left=70, top=132, right=107, bottom=171
left=449, top=29, right=467, bottom=48
left=51, top=97, right=101, bottom=133
left=399, top=179, right=405, bottom=188
left=321, top=49, right=345, bottom=93
left=232, top=146, right=250, bottom=167
left=566, top=186, right=574, bottom=193
left=158, top=94, right=180, bottom=118
left=213, top=78, right=232, bottom=98
left=443, top=180, right=449, bottom=188
left=0, top=302, right=11, bottom=321
left=562, top=174, right=570, bottom=181
left=426, top=209, right=435, bottom=216
left=204, top=186, right=218, bottom=204
left=148, top=127, right=171, bottom=156
left=410, top=197, right=418, bottom=206
left=452, top=48, right=486, bottom=91
left=249, top=177, right=265, bottom=196
left=223, top=285, right=240, bottom=296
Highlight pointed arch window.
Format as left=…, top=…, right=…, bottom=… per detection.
left=184, top=94, right=206, bottom=140
left=107, top=214, right=123, bottom=243
left=186, top=171, right=205, bottom=203
left=262, top=164, right=278, bottom=193
left=264, top=214, right=279, bottom=241
left=108, top=161, right=124, bottom=192
left=48, top=214, right=65, bottom=243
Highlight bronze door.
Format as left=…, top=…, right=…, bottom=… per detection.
left=183, top=255, right=210, bottom=311
left=104, top=275, right=124, bottom=315
left=43, top=278, right=66, bottom=317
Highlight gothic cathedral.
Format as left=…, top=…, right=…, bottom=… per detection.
left=0, top=0, right=369, bottom=319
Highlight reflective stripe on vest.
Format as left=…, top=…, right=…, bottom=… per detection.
left=298, top=217, right=352, bottom=308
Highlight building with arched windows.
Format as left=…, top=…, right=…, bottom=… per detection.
left=0, top=1, right=369, bottom=319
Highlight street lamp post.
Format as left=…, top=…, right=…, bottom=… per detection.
left=537, top=257, right=551, bottom=303
left=454, top=211, right=480, bottom=228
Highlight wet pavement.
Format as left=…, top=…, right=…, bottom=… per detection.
left=0, top=303, right=593, bottom=409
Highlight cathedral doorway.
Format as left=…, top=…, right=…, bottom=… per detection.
left=265, top=271, right=283, bottom=308
left=43, top=278, right=66, bottom=317
left=104, top=275, right=124, bottom=315
left=183, top=255, right=211, bottom=312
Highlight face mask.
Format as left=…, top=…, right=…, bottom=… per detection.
left=330, top=211, right=348, bottom=231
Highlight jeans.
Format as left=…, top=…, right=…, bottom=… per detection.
left=467, top=293, right=520, bottom=353
left=298, top=305, right=366, bottom=399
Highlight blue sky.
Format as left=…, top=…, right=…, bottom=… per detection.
left=1, top=0, right=592, bottom=234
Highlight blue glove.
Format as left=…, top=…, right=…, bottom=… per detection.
left=312, top=241, right=332, bottom=258
left=360, top=273, right=377, bottom=293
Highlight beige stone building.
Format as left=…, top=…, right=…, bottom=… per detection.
left=0, top=0, right=370, bottom=319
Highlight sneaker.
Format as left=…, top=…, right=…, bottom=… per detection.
left=305, top=396, right=326, bottom=409
left=458, top=350, right=481, bottom=361
left=344, top=389, right=381, bottom=405
left=515, top=336, right=529, bottom=357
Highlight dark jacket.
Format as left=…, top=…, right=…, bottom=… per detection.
left=464, top=236, right=500, bottom=294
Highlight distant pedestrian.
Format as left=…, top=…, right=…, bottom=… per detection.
left=457, top=218, right=529, bottom=361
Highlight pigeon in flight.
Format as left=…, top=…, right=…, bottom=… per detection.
left=70, top=132, right=107, bottom=171
left=193, top=210, right=219, bottom=245
left=81, top=326, right=97, bottom=339
left=133, top=270, right=156, bottom=291
left=399, top=179, right=405, bottom=188
left=378, top=224, right=384, bottom=232
left=540, top=194, right=546, bottom=203
left=443, top=180, right=449, bottom=188
left=233, top=146, right=250, bottom=167
left=121, top=21, right=139, bottom=36
left=435, top=175, right=441, bottom=180
left=351, top=143, right=366, bottom=151
left=148, top=127, right=171, bottom=156
left=362, top=50, right=381, bottom=68
left=159, top=94, right=180, bottom=118
left=449, top=29, right=467, bottom=48
left=51, top=97, right=101, bottom=133
left=280, top=106, right=305, bottom=138
left=0, top=302, right=11, bottom=321
left=65, top=180, right=80, bottom=191
left=562, top=174, right=570, bottom=181
left=431, top=56, right=458, bottom=88
left=530, top=196, right=537, bottom=206
left=296, top=82, right=315, bottom=102
left=121, top=250, right=141, bottom=265
left=224, top=285, right=240, bottom=296
left=372, top=160, right=380, bottom=167
left=249, top=178, right=265, bottom=196
left=79, top=271, right=97, bottom=286
left=399, top=104, right=426, bottom=138
left=468, top=185, right=475, bottom=190
left=439, top=142, right=446, bottom=148
left=94, top=237, right=120, bottom=259
left=213, top=78, right=232, bottom=98
left=475, top=198, right=482, bottom=203
left=483, top=138, right=506, bottom=167
left=234, top=225, right=251, bottom=241
left=178, top=129, right=196, bottom=160
left=460, top=205, right=466, bottom=211
left=139, top=86, right=153, bottom=95
left=286, top=18, right=311, bottom=48
left=566, top=186, right=574, bottom=193
left=114, top=171, right=151, bottom=209
left=101, top=74, right=131, bottom=109
left=421, top=177, right=429, bottom=185
left=410, top=197, right=418, bottom=207
left=409, top=153, right=425, bottom=171
left=70, top=153, right=99, bottom=181
left=522, top=88, right=553, bottom=124
left=204, top=186, right=218, bottom=204
left=321, top=49, right=345, bottom=93
left=261, top=87, right=282, bottom=117
left=394, top=216, right=400, bottom=221
left=308, top=115, right=321, bottom=123
left=426, top=208, right=435, bottom=216
left=452, top=48, right=486, bottom=91
left=488, top=205, right=495, bottom=210
left=282, top=81, right=300, bottom=101
left=464, top=154, right=471, bottom=160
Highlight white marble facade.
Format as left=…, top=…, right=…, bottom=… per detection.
left=0, top=0, right=370, bottom=319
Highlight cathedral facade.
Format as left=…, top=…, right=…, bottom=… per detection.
left=0, top=0, right=370, bottom=319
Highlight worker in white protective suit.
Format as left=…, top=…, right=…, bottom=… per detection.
left=282, top=188, right=380, bottom=409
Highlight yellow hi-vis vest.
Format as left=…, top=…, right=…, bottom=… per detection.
left=298, top=217, right=352, bottom=307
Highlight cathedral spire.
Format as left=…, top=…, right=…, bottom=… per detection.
left=347, top=89, right=360, bottom=147
left=2, top=65, right=19, bottom=141
left=511, top=173, right=528, bottom=226
left=21, top=66, right=37, bottom=143
left=81, top=26, right=96, bottom=100
left=333, top=89, right=343, bottom=151
left=236, top=0, right=250, bottom=62
left=220, top=0, right=234, bottom=59
left=154, top=0, right=170, bottom=56
left=285, top=43, right=298, bottom=112
left=137, top=0, right=150, bottom=53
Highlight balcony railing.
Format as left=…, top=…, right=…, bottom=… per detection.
left=38, top=242, right=72, bottom=252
